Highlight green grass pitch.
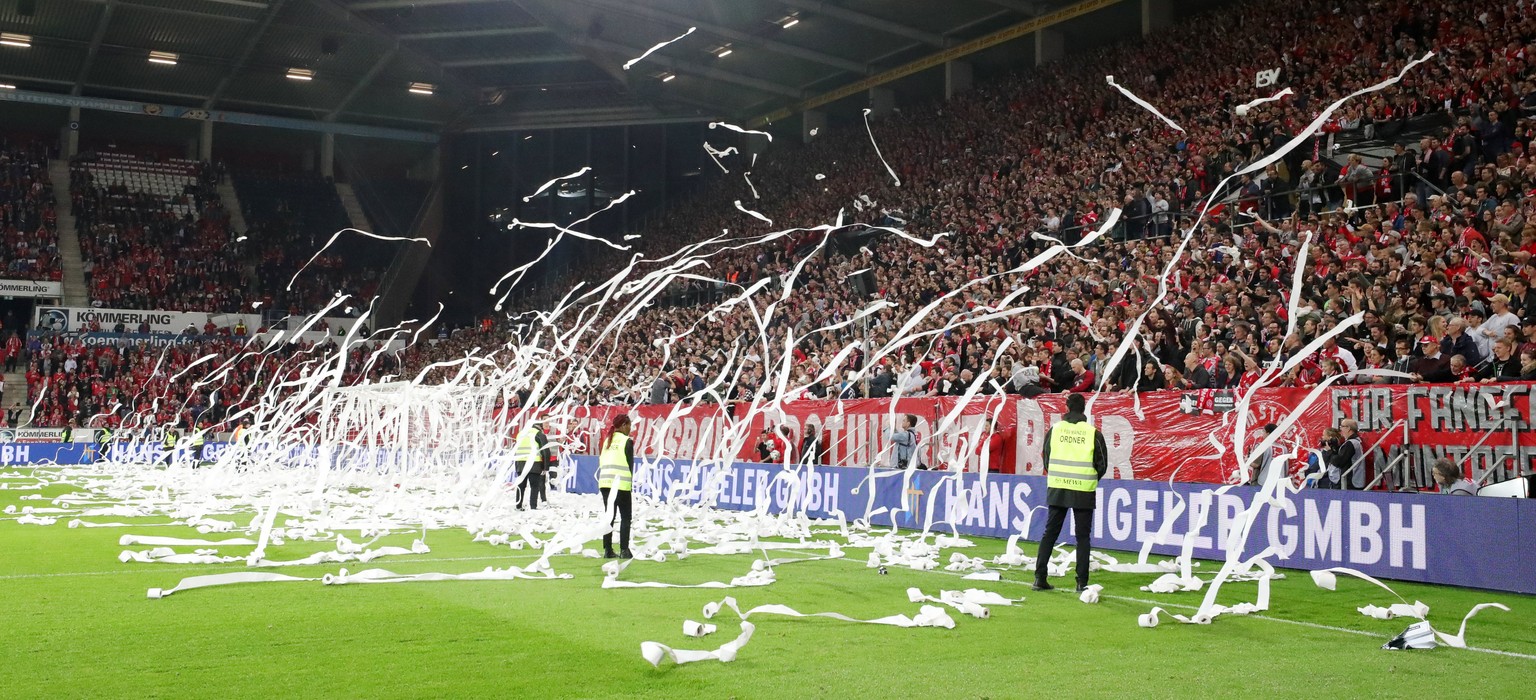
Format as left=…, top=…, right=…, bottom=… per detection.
left=2, top=471, right=1532, bottom=699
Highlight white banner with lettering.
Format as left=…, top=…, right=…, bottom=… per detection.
left=0, top=279, right=63, bottom=298
left=34, top=306, right=262, bottom=335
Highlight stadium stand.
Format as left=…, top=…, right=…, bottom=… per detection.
left=234, top=172, right=385, bottom=317
left=515, top=0, right=1536, bottom=405
left=68, top=152, right=248, bottom=314
left=0, top=137, right=61, bottom=284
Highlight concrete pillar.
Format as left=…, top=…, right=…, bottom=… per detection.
left=320, top=132, right=335, bottom=179
left=66, top=106, right=80, bottom=157
left=199, top=120, right=213, bottom=161
left=185, top=137, right=198, bottom=160
left=868, top=86, right=895, bottom=119
left=1035, top=29, right=1064, bottom=66
left=302, top=148, right=316, bottom=173
left=1142, top=0, right=1172, bottom=36
left=802, top=110, right=827, bottom=144
left=945, top=60, right=973, bottom=100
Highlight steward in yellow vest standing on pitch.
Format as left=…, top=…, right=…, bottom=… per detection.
left=597, top=414, right=635, bottom=560
left=1034, top=392, right=1108, bottom=593
left=511, top=421, right=552, bottom=511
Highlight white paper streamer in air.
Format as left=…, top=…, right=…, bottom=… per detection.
left=734, top=200, right=774, bottom=226
left=523, top=167, right=592, bottom=202
left=860, top=109, right=901, bottom=186
left=1105, top=76, right=1184, bottom=132
left=623, top=26, right=697, bottom=70
left=709, top=121, right=773, bottom=142
left=1235, top=88, right=1293, bottom=116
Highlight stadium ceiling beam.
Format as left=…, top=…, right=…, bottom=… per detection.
left=440, top=53, right=587, bottom=68
left=399, top=27, right=551, bottom=41
left=204, top=0, right=289, bottom=109
left=201, top=0, right=270, bottom=9
left=348, top=0, right=506, bottom=10
left=575, top=0, right=868, bottom=76
left=307, top=0, right=475, bottom=105
left=974, top=0, right=1047, bottom=15
left=776, top=0, right=946, bottom=47
left=327, top=42, right=400, bottom=120
left=567, top=36, right=803, bottom=98
left=72, top=0, right=117, bottom=97
left=80, top=0, right=259, bottom=24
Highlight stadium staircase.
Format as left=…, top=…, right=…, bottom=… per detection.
left=334, top=182, right=373, bottom=233
left=48, top=159, right=89, bottom=307
left=2, top=370, right=26, bottom=424
left=217, top=180, right=250, bottom=236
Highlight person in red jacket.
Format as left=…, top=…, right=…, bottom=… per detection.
left=984, top=415, right=1015, bottom=474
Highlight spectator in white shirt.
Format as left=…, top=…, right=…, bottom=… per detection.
left=1478, top=293, right=1521, bottom=348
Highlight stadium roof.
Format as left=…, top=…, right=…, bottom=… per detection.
left=0, top=0, right=1071, bottom=134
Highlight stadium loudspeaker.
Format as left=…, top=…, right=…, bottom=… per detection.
left=18, top=0, right=34, bottom=17
left=848, top=269, right=877, bottom=299
left=322, top=35, right=340, bottom=55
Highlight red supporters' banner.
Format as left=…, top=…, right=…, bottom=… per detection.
left=563, top=383, right=1536, bottom=487
left=1330, top=383, right=1536, bottom=489
left=736, top=391, right=1320, bottom=483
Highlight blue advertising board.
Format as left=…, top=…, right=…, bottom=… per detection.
left=565, top=456, right=1536, bottom=595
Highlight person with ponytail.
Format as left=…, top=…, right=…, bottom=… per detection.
left=597, top=415, right=635, bottom=559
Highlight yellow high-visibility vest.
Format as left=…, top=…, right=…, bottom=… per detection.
left=511, top=427, right=540, bottom=465
left=598, top=433, right=632, bottom=491
left=163, top=432, right=177, bottom=448
left=1046, top=421, right=1099, bottom=492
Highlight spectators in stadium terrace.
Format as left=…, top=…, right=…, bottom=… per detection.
left=493, top=0, right=1536, bottom=407
left=0, top=137, right=62, bottom=282
left=70, top=154, right=249, bottom=313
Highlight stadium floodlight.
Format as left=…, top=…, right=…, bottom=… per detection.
left=286, top=68, right=315, bottom=81
left=408, top=82, right=435, bottom=96
left=776, top=14, right=800, bottom=29
left=0, top=33, right=31, bottom=48
left=0, top=83, right=14, bottom=90
left=148, top=51, right=178, bottom=66
left=653, top=71, right=676, bottom=82
left=711, top=44, right=733, bottom=58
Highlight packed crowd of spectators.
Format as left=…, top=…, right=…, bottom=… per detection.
left=70, top=154, right=251, bottom=313
left=514, top=0, right=1536, bottom=406
left=16, top=320, right=501, bottom=429
left=0, top=137, right=61, bottom=283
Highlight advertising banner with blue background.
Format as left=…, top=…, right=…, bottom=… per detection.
left=565, top=456, right=1536, bottom=594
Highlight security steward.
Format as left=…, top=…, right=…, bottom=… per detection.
left=95, top=426, right=112, bottom=463
left=1034, top=392, right=1108, bottom=592
left=186, top=426, right=207, bottom=467
left=597, top=415, right=635, bottom=560
left=511, top=421, right=553, bottom=510
left=159, top=427, right=179, bottom=466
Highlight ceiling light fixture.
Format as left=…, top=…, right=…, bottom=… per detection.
left=777, top=14, right=800, bottom=29
left=0, top=33, right=32, bottom=48
left=0, top=83, right=15, bottom=90
left=712, top=44, right=733, bottom=58
left=408, top=81, right=435, bottom=95
left=148, top=51, right=178, bottom=66
left=652, top=71, right=676, bottom=82
left=285, top=68, right=314, bottom=81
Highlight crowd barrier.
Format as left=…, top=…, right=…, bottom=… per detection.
left=565, top=456, right=1536, bottom=595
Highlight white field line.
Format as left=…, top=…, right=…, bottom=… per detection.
left=0, top=553, right=546, bottom=581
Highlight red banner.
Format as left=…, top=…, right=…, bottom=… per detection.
left=554, top=383, right=1536, bottom=487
